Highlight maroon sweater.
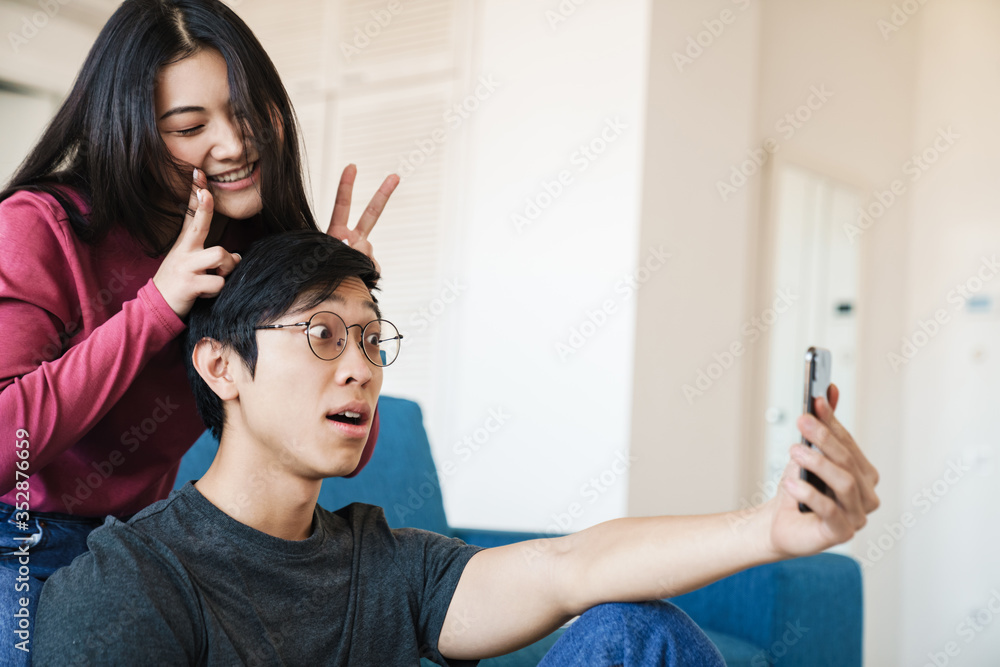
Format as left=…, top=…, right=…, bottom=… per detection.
left=0, top=186, right=378, bottom=516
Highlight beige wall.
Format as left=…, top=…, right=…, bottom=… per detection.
left=628, top=0, right=763, bottom=518
left=629, top=2, right=919, bottom=664
left=753, top=3, right=917, bottom=665
left=0, top=1, right=104, bottom=94
left=900, top=1, right=1000, bottom=663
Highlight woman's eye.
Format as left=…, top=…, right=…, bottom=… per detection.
left=175, top=125, right=204, bottom=136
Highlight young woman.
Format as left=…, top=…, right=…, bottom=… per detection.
left=0, top=0, right=397, bottom=658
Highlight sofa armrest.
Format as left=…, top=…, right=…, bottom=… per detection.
left=449, top=527, right=568, bottom=549
left=668, top=553, right=862, bottom=667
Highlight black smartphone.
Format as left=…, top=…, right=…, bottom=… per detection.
left=798, top=347, right=835, bottom=513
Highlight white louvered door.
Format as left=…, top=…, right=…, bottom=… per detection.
left=232, top=0, right=475, bottom=422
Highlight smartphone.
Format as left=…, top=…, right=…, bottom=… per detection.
left=798, top=347, right=834, bottom=513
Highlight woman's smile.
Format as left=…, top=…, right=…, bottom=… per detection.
left=206, top=160, right=260, bottom=192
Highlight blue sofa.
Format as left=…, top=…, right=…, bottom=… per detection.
left=175, top=395, right=863, bottom=666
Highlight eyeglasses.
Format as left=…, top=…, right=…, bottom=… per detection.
left=254, top=311, right=403, bottom=367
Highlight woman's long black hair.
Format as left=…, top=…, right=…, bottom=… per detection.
left=0, top=0, right=318, bottom=256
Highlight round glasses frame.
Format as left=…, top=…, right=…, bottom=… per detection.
left=254, top=311, right=404, bottom=367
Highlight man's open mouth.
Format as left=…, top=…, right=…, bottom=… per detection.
left=327, top=411, right=363, bottom=426
left=325, top=401, right=370, bottom=428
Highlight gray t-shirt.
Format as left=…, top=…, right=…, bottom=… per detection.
left=34, top=481, right=485, bottom=666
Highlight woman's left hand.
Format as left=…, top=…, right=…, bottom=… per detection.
left=326, top=164, right=400, bottom=274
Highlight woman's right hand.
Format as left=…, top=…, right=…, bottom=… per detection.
left=152, top=168, right=242, bottom=319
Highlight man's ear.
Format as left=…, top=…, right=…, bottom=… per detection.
left=191, top=337, right=240, bottom=401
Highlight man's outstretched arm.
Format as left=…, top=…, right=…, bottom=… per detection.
left=439, top=384, right=880, bottom=661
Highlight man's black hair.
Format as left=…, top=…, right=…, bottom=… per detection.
left=184, top=229, right=381, bottom=440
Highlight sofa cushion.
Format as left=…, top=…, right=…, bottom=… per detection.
left=704, top=629, right=769, bottom=667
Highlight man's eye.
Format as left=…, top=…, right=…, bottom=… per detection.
left=307, top=325, right=332, bottom=339
left=175, top=125, right=204, bottom=136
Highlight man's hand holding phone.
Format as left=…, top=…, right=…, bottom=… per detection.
left=757, top=382, right=882, bottom=560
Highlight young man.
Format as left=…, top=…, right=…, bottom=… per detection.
left=34, top=230, right=880, bottom=665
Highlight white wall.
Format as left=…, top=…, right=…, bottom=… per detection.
left=900, top=1, right=1000, bottom=664
left=441, top=0, right=651, bottom=531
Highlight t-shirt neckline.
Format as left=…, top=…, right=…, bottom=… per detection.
left=176, top=480, right=328, bottom=557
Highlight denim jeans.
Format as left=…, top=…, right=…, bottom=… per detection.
left=538, top=600, right=726, bottom=667
left=0, top=501, right=107, bottom=666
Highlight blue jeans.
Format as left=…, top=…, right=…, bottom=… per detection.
left=538, top=600, right=726, bottom=667
left=0, top=501, right=106, bottom=666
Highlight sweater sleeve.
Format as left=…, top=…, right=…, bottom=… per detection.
left=0, top=191, right=186, bottom=496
